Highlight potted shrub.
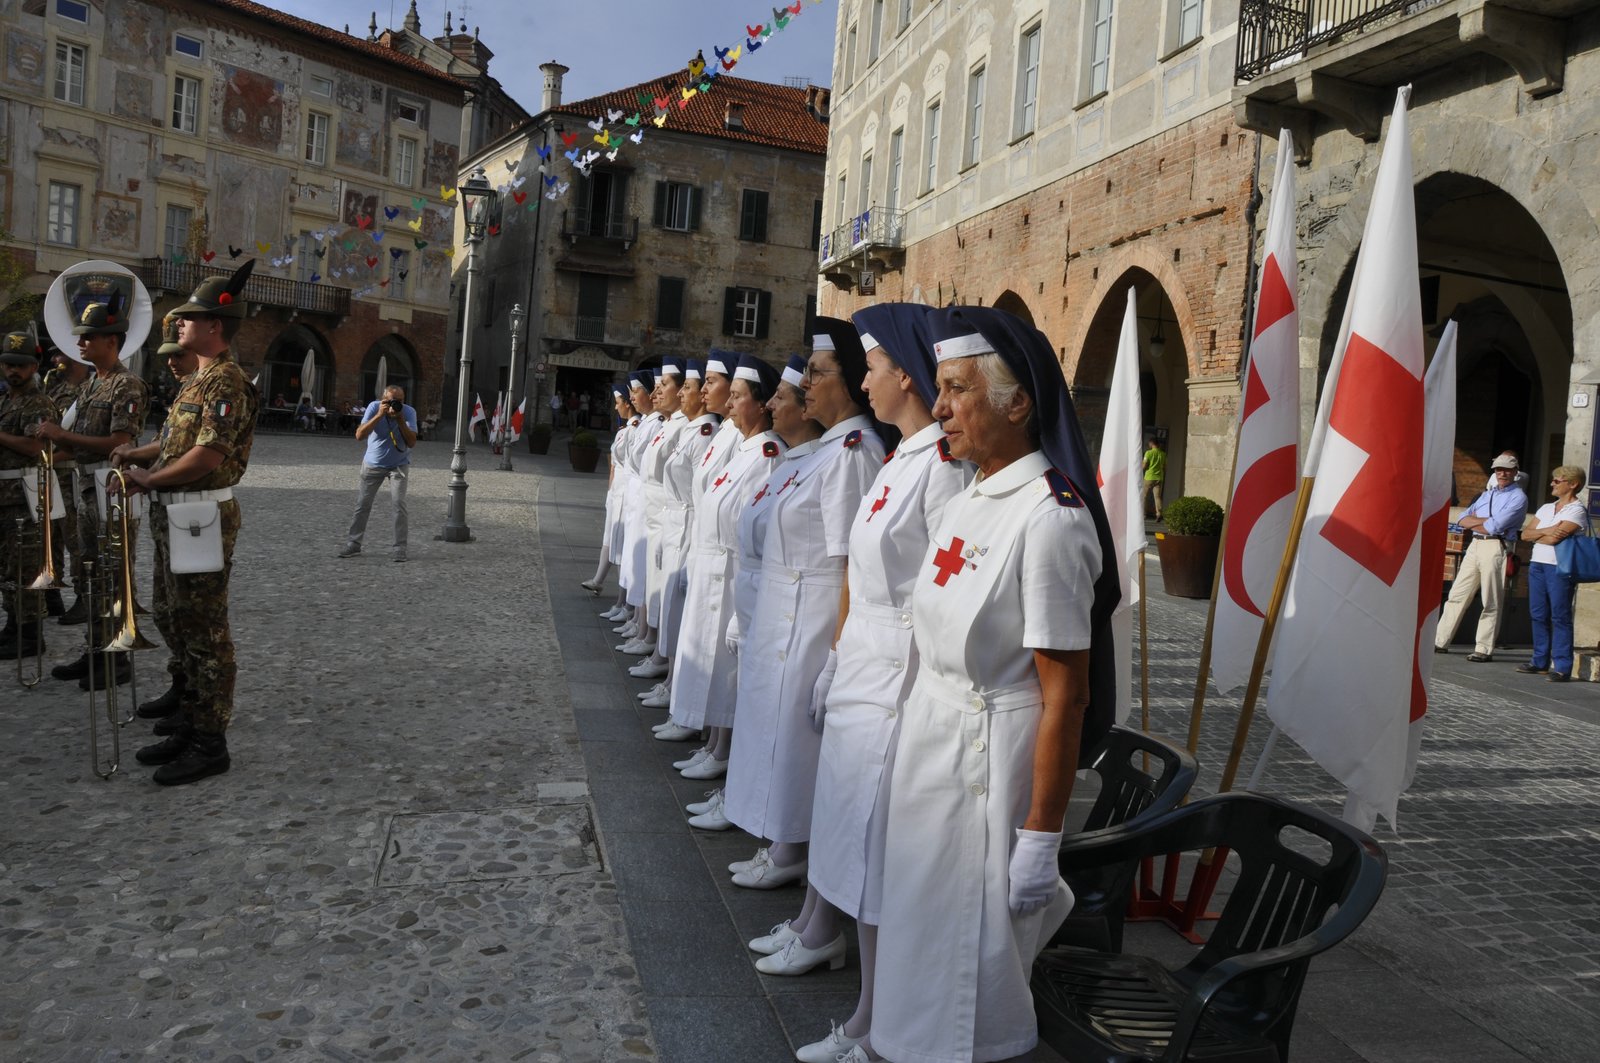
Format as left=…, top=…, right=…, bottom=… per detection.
left=527, top=421, right=553, bottom=455
left=1155, top=495, right=1224, bottom=599
left=568, top=429, right=601, bottom=473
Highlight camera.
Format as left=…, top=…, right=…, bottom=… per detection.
left=384, top=399, right=400, bottom=413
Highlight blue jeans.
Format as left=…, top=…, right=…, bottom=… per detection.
left=1527, top=561, right=1576, bottom=672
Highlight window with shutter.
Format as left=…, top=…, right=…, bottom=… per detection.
left=755, top=290, right=772, bottom=340
left=657, top=277, right=686, bottom=330
left=740, top=189, right=769, bottom=242
left=658, top=181, right=700, bottom=231
left=724, top=288, right=763, bottom=338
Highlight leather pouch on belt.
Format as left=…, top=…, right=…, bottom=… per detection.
left=165, top=500, right=224, bottom=574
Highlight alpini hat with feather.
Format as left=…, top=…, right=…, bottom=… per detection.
left=172, top=259, right=255, bottom=318
left=1, top=330, right=41, bottom=366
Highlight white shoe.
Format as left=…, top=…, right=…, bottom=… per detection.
left=732, top=856, right=807, bottom=889
left=747, top=918, right=798, bottom=955
left=613, top=620, right=637, bottom=635
left=601, top=606, right=626, bottom=620
left=687, top=795, right=732, bottom=831
left=673, top=747, right=710, bottom=770
left=795, top=1021, right=860, bottom=1063
left=580, top=578, right=604, bottom=594
left=641, top=688, right=671, bottom=709
left=685, top=789, right=722, bottom=816
left=755, top=932, right=846, bottom=975
left=637, top=681, right=668, bottom=702
left=681, top=755, right=727, bottom=780
left=835, top=1047, right=872, bottom=1063
left=654, top=722, right=699, bottom=742
left=729, top=847, right=770, bottom=875
left=629, top=657, right=669, bottom=679
left=617, top=639, right=655, bottom=655
left=651, top=716, right=678, bottom=732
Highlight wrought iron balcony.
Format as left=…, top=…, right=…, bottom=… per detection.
left=138, top=259, right=351, bottom=316
left=561, top=208, right=639, bottom=248
left=575, top=315, right=608, bottom=342
left=818, top=207, right=907, bottom=271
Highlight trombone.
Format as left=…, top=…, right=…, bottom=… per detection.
left=86, top=470, right=155, bottom=780
left=11, top=451, right=63, bottom=688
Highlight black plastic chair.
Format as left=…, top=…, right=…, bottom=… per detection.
left=1033, top=792, right=1388, bottom=1063
left=1050, top=725, right=1199, bottom=951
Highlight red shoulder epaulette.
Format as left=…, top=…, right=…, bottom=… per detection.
left=937, top=437, right=955, bottom=462
left=700, top=423, right=714, bottom=436
left=1043, top=467, right=1084, bottom=508
left=843, top=429, right=863, bottom=448
left=762, top=441, right=780, bottom=457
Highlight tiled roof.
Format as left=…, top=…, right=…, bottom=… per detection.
left=554, top=73, right=826, bottom=155
left=209, top=0, right=467, bottom=92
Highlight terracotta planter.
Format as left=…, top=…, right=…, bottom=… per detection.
left=1155, top=531, right=1220, bottom=599
left=527, top=431, right=552, bottom=455
left=568, top=443, right=601, bottom=473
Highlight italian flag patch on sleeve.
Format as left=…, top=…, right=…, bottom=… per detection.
left=214, top=400, right=234, bottom=418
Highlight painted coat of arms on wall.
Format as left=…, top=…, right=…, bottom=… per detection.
left=221, top=66, right=284, bottom=151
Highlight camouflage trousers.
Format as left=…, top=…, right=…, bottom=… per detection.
left=150, top=498, right=240, bottom=736
left=0, top=502, right=49, bottom=622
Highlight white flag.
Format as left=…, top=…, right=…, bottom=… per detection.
left=509, top=398, right=526, bottom=443
left=489, top=394, right=505, bottom=442
left=468, top=393, right=487, bottom=440
left=1097, top=287, right=1145, bottom=724
left=1267, top=87, right=1425, bottom=830
left=1212, top=130, right=1301, bottom=694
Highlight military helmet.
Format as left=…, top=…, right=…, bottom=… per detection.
left=70, top=301, right=130, bottom=336
left=1, top=330, right=41, bottom=366
left=172, top=259, right=255, bottom=318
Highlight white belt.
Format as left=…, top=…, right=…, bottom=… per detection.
left=0, top=468, right=36, bottom=481
left=79, top=459, right=112, bottom=472
left=919, top=670, right=1043, bottom=715
left=760, top=558, right=845, bottom=588
left=153, top=487, right=234, bottom=505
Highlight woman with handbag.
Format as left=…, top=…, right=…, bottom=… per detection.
left=1519, top=466, right=1589, bottom=682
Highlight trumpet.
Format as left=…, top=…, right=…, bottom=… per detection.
left=103, top=471, right=155, bottom=654
left=27, top=448, right=64, bottom=593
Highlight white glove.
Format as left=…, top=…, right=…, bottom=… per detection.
left=725, top=614, right=742, bottom=656
left=809, top=649, right=838, bottom=733
left=1008, top=828, right=1063, bottom=914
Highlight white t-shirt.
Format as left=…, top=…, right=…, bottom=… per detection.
left=1530, top=500, right=1589, bottom=565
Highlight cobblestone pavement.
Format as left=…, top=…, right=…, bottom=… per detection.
left=1, top=432, right=654, bottom=1062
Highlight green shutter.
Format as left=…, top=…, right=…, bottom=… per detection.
left=754, top=191, right=769, bottom=243
left=755, top=289, right=772, bottom=340
left=689, top=186, right=703, bottom=231
left=722, top=287, right=738, bottom=335
left=653, top=181, right=667, bottom=226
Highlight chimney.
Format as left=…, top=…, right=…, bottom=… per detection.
left=724, top=101, right=746, bottom=131
left=540, top=61, right=570, bottom=111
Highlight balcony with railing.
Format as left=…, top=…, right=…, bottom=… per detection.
left=818, top=207, right=908, bottom=287
left=560, top=208, right=639, bottom=249
left=138, top=259, right=351, bottom=316
left=1233, top=0, right=1573, bottom=144
left=575, top=315, right=608, bottom=343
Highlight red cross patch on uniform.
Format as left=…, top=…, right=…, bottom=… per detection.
left=762, top=441, right=780, bottom=458
left=843, top=429, right=863, bottom=449
left=1043, top=468, right=1084, bottom=508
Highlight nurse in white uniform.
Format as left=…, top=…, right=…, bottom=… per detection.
left=665, top=356, right=785, bottom=774
left=615, top=372, right=656, bottom=649
left=594, top=386, right=637, bottom=618
left=786, top=305, right=972, bottom=1059
left=723, top=321, right=888, bottom=893
left=631, top=359, right=689, bottom=673
left=867, top=306, right=1121, bottom=1063
left=688, top=355, right=823, bottom=833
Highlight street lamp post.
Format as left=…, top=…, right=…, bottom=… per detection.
left=439, top=166, right=497, bottom=543
left=498, top=302, right=524, bottom=471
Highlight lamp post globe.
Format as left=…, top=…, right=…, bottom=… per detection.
left=439, top=165, right=497, bottom=543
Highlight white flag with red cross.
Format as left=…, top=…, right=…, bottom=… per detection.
left=509, top=399, right=526, bottom=443
left=1212, top=130, right=1301, bottom=694
left=468, top=393, right=487, bottom=440
left=1097, top=287, right=1144, bottom=724
left=1266, top=86, right=1426, bottom=830
left=489, top=394, right=505, bottom=442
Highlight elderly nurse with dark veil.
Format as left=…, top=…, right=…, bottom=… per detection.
left=863, top=306, right=1121, bottom=1063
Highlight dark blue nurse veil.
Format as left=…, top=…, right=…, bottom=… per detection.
left=851, top=302, right=939, bottom=409
left=925, top=305, right=1122, bottom=765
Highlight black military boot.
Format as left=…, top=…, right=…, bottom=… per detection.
left=153, top=731, right=230, bottom=785
left=44, top=590, right=65, bottom=617
left=137, top=674, right=188, bottom=719
left=52, top=651, right=90, bottom=680
left=57, top=597, right=89, bottom=625
left=77, top=653, right=131, bottom=690
left=136, top=723, right=191, bottom=766
left=0, top=618, right=41, bottom=660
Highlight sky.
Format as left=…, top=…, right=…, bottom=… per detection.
left=271, top=0, right=839, bottom=111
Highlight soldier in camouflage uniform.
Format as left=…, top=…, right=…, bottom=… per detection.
left=0, top=332, right=59, bottom=660
left=34, top=302, right=148, bottom=689
left=43, top=343, right=91, bottom=621
left=120, top=316, right=196, bottom=722
left=118, top=264, right=258, bottom=786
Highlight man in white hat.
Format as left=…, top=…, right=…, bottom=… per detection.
left=1435, top=452, right=1530, bottom=661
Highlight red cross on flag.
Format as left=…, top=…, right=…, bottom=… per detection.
left=489, top=394, right=505, bottom=443
left=468, top=393, right=487, bottom=440
left=1266, top=86, right=1430, bottom=831
left=1212, top=130, right=1301, bottom=695
left=1096, top=287, right=1144, bottom=725
left=509, top=399, right=526, bottom=443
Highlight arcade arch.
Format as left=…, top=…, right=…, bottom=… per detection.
left=360, top=337, right=419, bottom=409
left=262, top=325, right=333, bottom=408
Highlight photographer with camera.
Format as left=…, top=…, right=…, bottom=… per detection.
left=338, top=385, right=417, bottom=563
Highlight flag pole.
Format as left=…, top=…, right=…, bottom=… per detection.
left=1184, top=436, right=1244, bottom=755
left=1216, top=472, right=1316, bottom=795
left=1139, top=550, right=1150, bottom=737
